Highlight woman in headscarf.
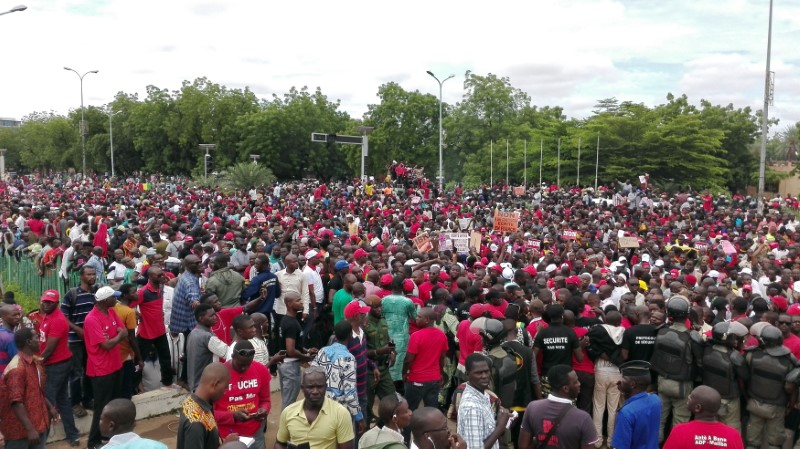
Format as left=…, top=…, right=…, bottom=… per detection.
left=93, top=221, right=109, bottom=258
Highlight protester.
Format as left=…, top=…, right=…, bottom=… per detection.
left=213, top=341, right=272, bottom=449
left=663, top=386, right=744, bottom=449
left=84, top=286, right=127, bottom=449
left=177, top=362, right=238, bottom=449
left=99, top=398, right=168, bottom=449
left=0, top=328, right=57, bottom=449
left=276, top=367, right=355, bottom=449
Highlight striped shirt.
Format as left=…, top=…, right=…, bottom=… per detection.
left=170, top=272, right=201, bottom=334
left=60, top=287, right=97, bottom=342
left=346, top=328, right=373, bottom=402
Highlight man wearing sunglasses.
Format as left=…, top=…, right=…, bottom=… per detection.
left=213, top=340, right=272, bottom=449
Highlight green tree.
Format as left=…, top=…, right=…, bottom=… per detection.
left=235, top=87, right=352, bottom=180
left=361, top=82, right=440, bottom=178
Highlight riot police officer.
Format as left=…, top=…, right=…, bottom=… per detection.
left=745, top=324, right=798, bottom=449
left=650, top=295, right=703, bottom=443
left=702, top=321, right=749, bottom=432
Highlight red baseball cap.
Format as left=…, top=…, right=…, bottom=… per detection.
left=344, top=301, right=370, bottom=318
left=41, top=289, right=60, bottom=303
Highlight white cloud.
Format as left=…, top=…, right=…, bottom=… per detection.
left=1, top=0, right=798, bottom=131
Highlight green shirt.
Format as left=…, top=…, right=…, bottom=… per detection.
left=332, top=289, right=353, bottom=325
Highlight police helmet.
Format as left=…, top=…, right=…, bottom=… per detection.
left=760, top=325, right=784, bottom=347
left=711, top=322, right=731, bottom=343
left=666, top=295, right=691, bottom=318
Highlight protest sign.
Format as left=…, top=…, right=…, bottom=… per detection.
left=470, top=231, right=482, bottom=252
left=720, top=240, right=737, bottom=255
left=619, top=236, right=640, bottom=248
left=413, top=232, right=433, bottom=252
left=513, top=186, right=525, bottom=196
left=493, top=209, right=520, bottom=233
left=561, top=230, right=578, bottom=240
left=528, top=239, right=541, bottom=249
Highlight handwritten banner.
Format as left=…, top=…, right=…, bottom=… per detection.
left=413, top=232, right=433, bottom=252
left=439, top=232, right=470, bottom=254
left=619, top=236, right=640, bottom=248
left=493, top=209, right=520, bottom=233
left=513, top=186, right=525, bottom=196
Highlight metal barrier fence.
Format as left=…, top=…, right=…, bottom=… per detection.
left=0, top=256, right=80, bottom=299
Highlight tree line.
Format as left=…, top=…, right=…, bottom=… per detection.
left=1, top=72, right=798, bottom=192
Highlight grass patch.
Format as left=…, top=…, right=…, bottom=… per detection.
left=3, top=280, right=40, bottom=315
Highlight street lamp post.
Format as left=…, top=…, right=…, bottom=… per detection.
left=426, top=70, right=454, bottom=193
left=199, top=144, right=216, bottom=179
left=64, top=67, right=99, bottom=177
left=106, top=109, right=121, bottom=178
left=757, top=0, right=775, bottom=212
left=0, top=5, right=26, bottom=16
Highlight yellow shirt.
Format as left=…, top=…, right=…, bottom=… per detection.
left=277, top=398, right=354, bottom=449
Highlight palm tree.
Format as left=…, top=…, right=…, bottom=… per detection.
left=219, top=162, right=275, bottom=191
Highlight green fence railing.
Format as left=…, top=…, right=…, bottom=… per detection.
left=0, top=255, right=80, bottom=302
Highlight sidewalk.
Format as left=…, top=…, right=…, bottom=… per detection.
left=47, top=376, right=283, bottom=448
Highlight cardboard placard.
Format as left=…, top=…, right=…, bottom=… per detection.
left=470, top=231, right=483, bottom=252
left=439, top=233, right=453, bottom=251
left=720, top=240, right=737, bottom=255
left=423, top=211, right=433, bottom=220
left=458, top=218, right=472, bottom=231
left=694, top=242, right=708, bottom=252
left=513, top=186, right=525, bottom=196
left=411, top=196, right=421, bottom=204
left=493, top=209, right=520, bottom=233
left=255, top=213, right=267, bottom=223
left=441, top=232, right=470, bottom=254
left=528, top=239, right=541, bottom=249
left=561, top=230, right=578, bottom=240
left=413, top=232, right=433, bottom=252
left=619, top=236, right=640, bottom=248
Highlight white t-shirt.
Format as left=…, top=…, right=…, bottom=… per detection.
left=303, top=264, right=324, bottom=304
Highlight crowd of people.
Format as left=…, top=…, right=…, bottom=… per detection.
left=2, top=168, right=800, bottom=449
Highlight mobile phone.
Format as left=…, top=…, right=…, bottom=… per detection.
left=387, top=340, right=396, bottom=348
left=278, top=350, right=287, bottom=356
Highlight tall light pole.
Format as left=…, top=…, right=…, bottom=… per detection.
left=106, top=109, right=121, bottom=178
left=426, top=70, right=454, bottom=192
left=199, top=144, right=216, bottom=179
left=64, top=67, right=99, bottom=177
left=0, top=4, right=26, bottom=16
left=757, top=0, right=775, bottom=212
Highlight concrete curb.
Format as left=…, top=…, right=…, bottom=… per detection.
left=49, top=387, right=188, bottom=443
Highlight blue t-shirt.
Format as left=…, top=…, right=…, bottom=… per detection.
left=611, top=392, right=661, bottom=449
left=0, top=326, right=19, bottom=374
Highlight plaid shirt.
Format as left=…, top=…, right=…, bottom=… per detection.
left=457, top=383, right=498, bottom=449
left=170, top=272, right=201, bottom=334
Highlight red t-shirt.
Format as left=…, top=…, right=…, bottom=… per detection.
left=784, top=333, right=800, bottom=360
left=211, top=307, right=243, bottom=346
left=487, top=300, right=508, bottom=319
left=526, top=319, right=548, bottom=340
left=408, top=296, right=425, bottom=334
left=418, top=281, right=445, bottom=304
left=407, top=327, right=448, bottom=382
left=132, top=283, right=166, bottom=339
left=83, top=307, right=123, bottom=377
left=39, top=309, right=71, bottom=365
left=664, top=420, right=744, bottom=449
left=456, top=320, right=483, bottom=366
left=213, top=361, right=272, bottom=438
left=572, top=327, right=594, bottom=374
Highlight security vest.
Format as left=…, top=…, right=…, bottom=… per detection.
left=651, top=325, right=695, bottom=381
left=747, top=348, right=794, bottom=405
left=487, top=344, right=522, bottom=408
left=702, top=345, right=740, bottom=399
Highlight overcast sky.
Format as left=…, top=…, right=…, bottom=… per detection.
left=2, top=0, right=800, bottom=131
